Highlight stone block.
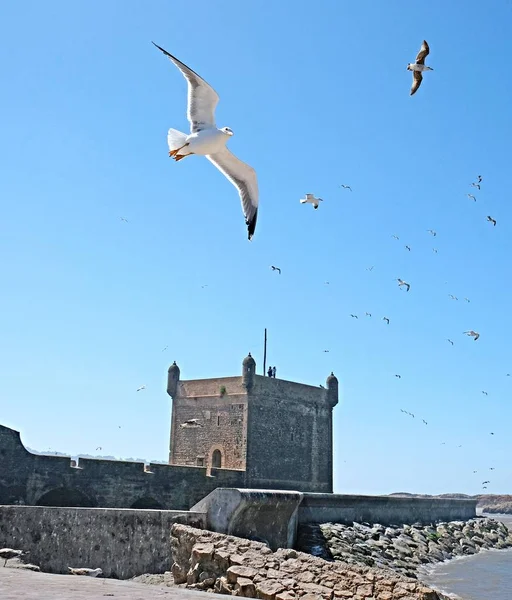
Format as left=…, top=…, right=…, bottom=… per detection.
left=236, top=577, right=257, bottom=597
left=227, top=565, right=258, bottom=583
left=256, top=579, right=286, bottom=600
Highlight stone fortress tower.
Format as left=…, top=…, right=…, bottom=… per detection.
left=167, top=353, right=339, bottom=493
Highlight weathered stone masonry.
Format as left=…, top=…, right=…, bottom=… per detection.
left=0, top=354, right=339, bottom=509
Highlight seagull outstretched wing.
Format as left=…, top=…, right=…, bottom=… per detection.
left=416, top=40, right=430, bottom=64
left=411, top=71, right=423, bottom=96
left=152, top=42, right=219, bottom=133
left=207, top=147, right=259, bottom=240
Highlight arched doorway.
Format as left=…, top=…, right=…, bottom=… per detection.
left=211, top=449, right=222, bottom=468
left=130, top=496, right=164, bottom=509
left=36, top=487, right=94, bottom=507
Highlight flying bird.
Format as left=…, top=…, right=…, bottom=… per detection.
left=162, top=346, right=168, bottom=352
left=432, top=248, right=438, bottom=253
left=96, top=447, right=102, bottom=451
left=68, top=567, right=103, bottom=577
left=482, top=391, right=488, bottom=396
left=180, top=419, right=204, bottom=428
left=407, top=40, right=433, bottom=96
left=482, top=480, right=490, bottom=485
left=486, top=215, right=497, bottom=226
left=392, top=235, right=400, bottom=240
left=489, top=467, right=495, bottom=471
left=471, top=183, right=481, bottom=190
left=464, top=298, right=470, bottom=303
left=120, top=217, right=129, bottom=223
left=447, top=339, right=454, bottom=345
left=427, top=229, right=437, bottom=236
left=340, top=184, right=352, bottom=191
left=405, top=245, right=411, bottom=251
left=323, top=350, right=330, bottom=353
left=490, top=432, right=495, bottom=435
left=395, top=374, right=402, bottom=379
left=152, top=43, right=258, bottom=240
left=136, top=385, right=146, bottom=392
left=383, top=317, right=390, bottom=324
left=366, top=266, right=374, bottom=271
left=467, top=193, right=477, bottom=201
left=365, top=312, right=372, bottom=317
left=463, top=330, right=480, bottom=341
left=397, top=278, right=410, bottom=292
left=270, top=265, right=281, bottom=274
left=422, top=419, right=428, bottom=425
left=449, top=294, right=458, bottom=300
left=300, top=193, right=323, bottom=209
left=477, top=175, right=483, bottom=183
left=350, top=314, right=359, bottom=319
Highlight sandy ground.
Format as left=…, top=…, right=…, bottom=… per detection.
left=0, top=565, right=224, bottom=600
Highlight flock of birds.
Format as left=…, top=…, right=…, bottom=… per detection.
left=148, top=39, right=438, bottom=241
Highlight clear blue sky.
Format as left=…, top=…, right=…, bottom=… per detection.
left=1, top=0, right=511, bottom=496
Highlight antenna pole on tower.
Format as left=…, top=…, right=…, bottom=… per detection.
left=263, top=328, right=267, bottom=375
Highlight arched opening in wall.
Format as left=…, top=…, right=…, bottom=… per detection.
left=212, top=449, right=222, bottom=469
left=130, top=496, right=164, bottom=509
left=36, top=487, right=95, bottom=507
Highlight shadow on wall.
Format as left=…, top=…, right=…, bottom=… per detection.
left=36, top=488, right=95, bottom=507
left=130, top=496, right=164, bottom=509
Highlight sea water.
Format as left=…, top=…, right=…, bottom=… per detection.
left=420, top=514, right=512, bottom=599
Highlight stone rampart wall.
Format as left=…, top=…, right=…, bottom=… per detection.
left=0, top=505, right=205, bottom=579
left=299, top=494, right=477, bottom=526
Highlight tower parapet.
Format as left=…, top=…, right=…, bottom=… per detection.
left=242, top=352, right=256, bottom=391
left=325, top=372, right=339, bottom=408
left=167, top=361, right=180, bottom=399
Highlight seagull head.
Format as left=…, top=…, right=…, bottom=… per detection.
left=406, top=64, right=413, bottom=71
left=221, top=127, right=234, bottom=137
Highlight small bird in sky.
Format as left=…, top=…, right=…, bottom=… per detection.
left=350, top=314, right=358, bottom=319
left=427, top=229, right=437, bottom=236
left=383, top=317, right=390, bottom=324
left=464, top=330, right=480, bottom=341
left=482, top=480, right=490, bottom=485
left=507, top=373, right=511, bottom=377
left=270, top=265, right=281, bottom=274
left=467, top=193, right=477, bottom=201
left=136, top=385, right=146, bottom=392
left=432, top=248, right=438, bottom=253
left=482, top=486, right=488, bottom=490
left=366, top=266, right=374, bottom=271
left=323, top=350, right=330, bottom=353
left=392, top=234, right=400, bottom=240
left=477, top=175, right=483, bottom=183
left=407, top=40, right=433, bottom=95
left=120, top=217, right=129, bottom=223
left=405, top=245, right=411, bottom=251
left=422, top=419, right=428, bottom=425
left=397, top=278, right=410, bottom=292
left=300, top=193, right=323, bottom=209
left=473, top=470, right=477, bottom=473
left=464, top=298, right=470, bottom=303
left=180, top=419, right=204, bottom=428
left=162, top=346, right=168, bottom=352
left=490, top=432, right=495, bottom=435
left=447, top=339, right=454, bottom=345
left=96, top=447, right=102, bottom=451
left=365, top=312, right=372, bottom=317
left=340, top=184, right=352, bottom=191
left=324, top=281, right=330, bottom=285
left=482, top=391, right=488, bottom=396
left=395, top=374, right=402, bottom=379
left=486, top=215, right=497, bottom=226
left=471, top=183, right=481, bottom=190
left=449, top=294, right=458, bottom=300
left=489, top=467, right=495, bottom=471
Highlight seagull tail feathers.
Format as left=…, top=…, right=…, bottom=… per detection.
left=167, top=128, right=188, bottom=152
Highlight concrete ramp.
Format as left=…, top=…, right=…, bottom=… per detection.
left=191, top=488, right=303, bottom=550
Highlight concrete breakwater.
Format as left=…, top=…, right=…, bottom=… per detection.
left=297, top=517, right=512, bottom=579
left=171, top=523, right=454, bottom=600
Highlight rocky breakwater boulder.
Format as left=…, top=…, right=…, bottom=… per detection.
left=298, top=517, right=512, bottom=579
left=171, top=523, right=456, bottom=600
